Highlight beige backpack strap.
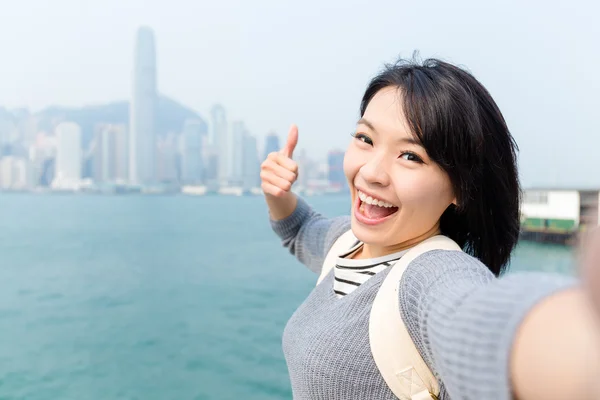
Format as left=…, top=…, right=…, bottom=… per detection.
left=369, top=235, right=462, bottom=399
left=316, top=229, right=357, bottom=285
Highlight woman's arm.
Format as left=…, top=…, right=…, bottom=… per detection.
left=398, top=250, right=593, bottom=400
left=269, top=194, right=350, bottom=274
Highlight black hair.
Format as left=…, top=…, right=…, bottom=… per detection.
left=360, top=55, right=521, bottom=276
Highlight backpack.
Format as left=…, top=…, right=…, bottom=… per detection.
left=316, top=230, right=462, bottom=400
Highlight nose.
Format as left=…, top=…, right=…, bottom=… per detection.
left=359, top=152, right=390, bottom=187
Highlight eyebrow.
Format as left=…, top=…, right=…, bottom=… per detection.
left=357, top=117, right=376, bottom=132
left=357, top=117, right=421, bottom=146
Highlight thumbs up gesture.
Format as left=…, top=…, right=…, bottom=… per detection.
left=260, top=125, right=299, bottom=198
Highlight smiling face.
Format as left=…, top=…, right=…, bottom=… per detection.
left=344, top=86, right=456, bottom=257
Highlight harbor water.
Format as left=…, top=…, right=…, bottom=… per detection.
left=0, top=194, right=575, bottom=400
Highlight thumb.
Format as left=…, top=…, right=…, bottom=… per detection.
left=280, top=124, right=298, bottom=158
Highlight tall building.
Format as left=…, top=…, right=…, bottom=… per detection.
left=211, top=105, right=229, bottom=185
left=29, top=133, right=57, bottom=187
left=327, top=149, right=346, bottom=189
left=0, top=156, right=29, bottom=190
left=180, top=119, right=207, bottom=184
left=263, top=132, right=280, bottom=161
left=203, top=147, right=219, bottom=186
left=296, top=148, right=313, bottom=189
left=129, top=26, right=157, bottom=185
left=156, top=132, right=178, bottom=183
left=93, top=124, right=128, bottom=183
left=53, top=122, right=82, bottom=189
left=231, top=121, right=247, bottom=185
left=242, top=133, right=260, bottom=190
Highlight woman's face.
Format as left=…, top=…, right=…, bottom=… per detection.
left=344, top=86, right=456, bottom=250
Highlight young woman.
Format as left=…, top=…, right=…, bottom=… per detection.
left=261, top=57, right=600, bottom=400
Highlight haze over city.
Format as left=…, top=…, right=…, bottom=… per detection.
left=0, top=0, right=598, bottom=188
left=0, top=24, right=345, bottom=194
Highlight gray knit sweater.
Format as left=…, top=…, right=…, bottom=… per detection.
left=271, top=196, right=577, bottom=400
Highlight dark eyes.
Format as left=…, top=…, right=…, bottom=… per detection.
left=351, top=132, right=424, bottom=164
left=399, top=153, right=423, bottom=163
left=351, top=132, right=373, bottom=145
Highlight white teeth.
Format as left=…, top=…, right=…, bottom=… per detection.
left=357, top=190, right=395, bottom=208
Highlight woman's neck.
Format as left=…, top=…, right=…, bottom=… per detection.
left=355, top=224, right=441, bottom=259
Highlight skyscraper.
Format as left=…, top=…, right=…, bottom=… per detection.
left=231, top=121, right=247, bottom=185
left=29, top=133, right=57, bottom=187
left=129, top=26, right=157, bottom=185
left=180, top=119, right=206, bottom=184
left=0, top=156, right=29, bottom=190
left=203, top=145, right=219, bottom=186
left=211, top=105, right=228, bottom=185
left=296, top=148, right=311, bottom=189
left=93, top=124, right=128, bottom=183
left=327, top=149, right=346, bottom=189
left=156, top=133, right=178, bottom=183
left=53, top=122, right=82, bottom=189
left=242, top=133, right=260, bottom=190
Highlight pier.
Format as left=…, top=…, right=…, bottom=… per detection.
left=520, top=188, right=599, bottom=245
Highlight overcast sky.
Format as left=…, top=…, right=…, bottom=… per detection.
left=0, top=0, right=598, bottom=188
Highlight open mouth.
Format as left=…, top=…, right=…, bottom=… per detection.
left=355, top=190, right=399, bottom=225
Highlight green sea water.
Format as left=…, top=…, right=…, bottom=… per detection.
left=0, top=194, right=575, bottom=400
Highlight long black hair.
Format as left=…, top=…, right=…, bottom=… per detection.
left=360, top=56, right=521, bottom=276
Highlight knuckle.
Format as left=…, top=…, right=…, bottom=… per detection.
left=260, top=160, right=272, bottom=170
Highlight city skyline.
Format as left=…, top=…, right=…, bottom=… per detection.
left=0, top=26, right=347, bottom=194
left=0, top=0, right=598, bottom=189
left=0, top=108, right=346, bottom=194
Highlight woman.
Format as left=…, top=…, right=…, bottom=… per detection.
left=260, top=57, right=600, bottom=399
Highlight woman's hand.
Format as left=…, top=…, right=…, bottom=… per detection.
left=261, top=125, right=300, bottom=220
left=509, top=228, right=600, bottom=400
left=261, top=125, right=299, bottom=198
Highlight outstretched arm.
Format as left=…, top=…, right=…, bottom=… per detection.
left=399, top=250, right=599, bottom=400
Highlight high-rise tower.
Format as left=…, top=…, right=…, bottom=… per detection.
left=129, top=26, right=157, bottom=185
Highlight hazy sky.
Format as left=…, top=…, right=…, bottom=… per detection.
left=1, top=0, right=598, bottom=188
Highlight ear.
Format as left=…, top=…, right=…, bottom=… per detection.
left=451, top=196, right=458, bottom=207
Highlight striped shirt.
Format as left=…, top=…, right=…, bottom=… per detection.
left=333, top=241, right=409, bottom=298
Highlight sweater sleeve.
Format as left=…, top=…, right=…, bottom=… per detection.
left=269, top=195, right=351, bottom=274
left=398, top=250, right=578, bottom=400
